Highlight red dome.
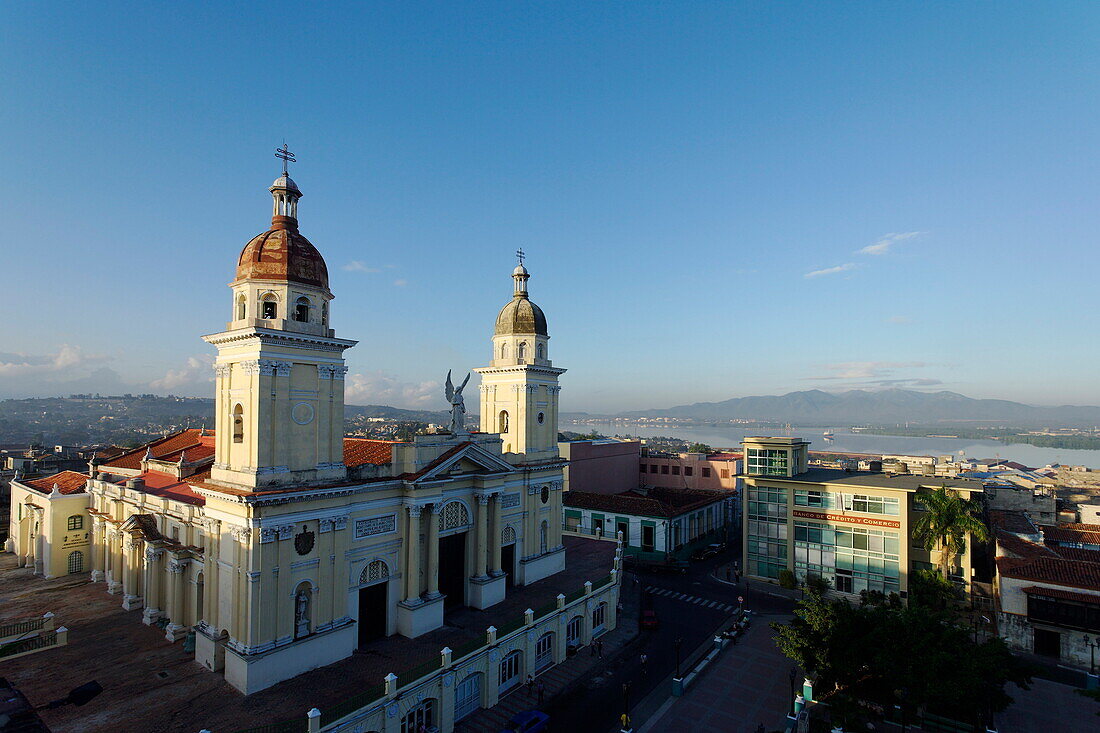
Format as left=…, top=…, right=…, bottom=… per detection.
left=234, top=217, right=329, bottom=290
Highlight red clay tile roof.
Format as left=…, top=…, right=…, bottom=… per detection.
left=1049, top=546, right=1100, bottom=563
left=1042, top=523, right=1100, bottom=546
left=343, top=438, right=400, bottom=467
left=997, top=555, right=1100, bottom=592
left=111, top=470, right=207, bottom=506
left=22, top=470, right=88, bottom=495
left=102, top=429, right=214, bottom=470
left=996, top=531, right=1056, bottom=559
left=1021, top=585, right=1100, bottom=605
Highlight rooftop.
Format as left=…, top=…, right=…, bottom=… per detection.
left=996, top=554, right=1100, bottom=592
left=739, top=467, right=983, bottom=493
left=21, top=470, right=89, bottom=495
left=564, top=487, right=725, bottom=518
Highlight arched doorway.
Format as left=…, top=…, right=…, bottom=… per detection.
left=438, top=502, right=471, bottom=609
left=501, top=526, right=516, bottom=589
left=454, top=671, right=483, bottom=721
left=357, top=560, right=389, bottom=647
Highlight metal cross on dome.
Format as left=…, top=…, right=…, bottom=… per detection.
left=275, top=143, right=296, bottom=176
left=516, top=248, right=526, bottom=266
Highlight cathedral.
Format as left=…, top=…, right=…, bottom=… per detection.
left=6, top=165, right=569, bottom=695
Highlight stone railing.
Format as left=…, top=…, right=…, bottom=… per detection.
left=235, top=543, right=624, bottom=733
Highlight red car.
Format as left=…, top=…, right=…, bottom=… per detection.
left=641, top=609, right=659, bottom=629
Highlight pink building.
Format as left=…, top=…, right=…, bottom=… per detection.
left=558, top=439, right=642, bottom=495
left=640, top=451, right=742, bottom=493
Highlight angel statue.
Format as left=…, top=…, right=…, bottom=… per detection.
left=445, top=370, right=471, bottom=435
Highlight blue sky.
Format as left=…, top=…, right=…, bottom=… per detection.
left=3, top=2, right=1100, bottom=413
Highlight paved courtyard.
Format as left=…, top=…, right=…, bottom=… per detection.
left=0, top=536, right=616, bottom=733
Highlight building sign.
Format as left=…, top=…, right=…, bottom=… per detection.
left=355, top=514, right=396, bottom=539
left=792, top=509, right=901, bottom=529
left=501, top=493, right=520, bottom=509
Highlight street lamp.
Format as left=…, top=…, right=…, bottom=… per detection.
left=675, top=637, right=683, bottom=679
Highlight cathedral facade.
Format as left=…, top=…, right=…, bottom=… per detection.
left=6, top=169, right=569, bottom=695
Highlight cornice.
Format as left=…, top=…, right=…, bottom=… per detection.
left=202, top=326, right=357, bottom=353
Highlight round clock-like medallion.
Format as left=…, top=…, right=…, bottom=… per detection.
left=292, top=401, right=315, bottom=425
left=541, top=485, right=550, bottom=504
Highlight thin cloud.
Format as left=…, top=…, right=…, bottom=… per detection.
left=858, top=231, right=922, bottom=256
left=804, top=263, right=855, bottom=279
left=393, top=279, right=408, bottom=287
left=345, top=371, right=440, bottom=408
left=806, top=361, right=930, bottom=380
left=887, top=315, right=911, bottom=324
left=343, top=261, right=381, bottom=273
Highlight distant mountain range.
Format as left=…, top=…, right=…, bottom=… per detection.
left=620, top=389, right=1100, bottom=427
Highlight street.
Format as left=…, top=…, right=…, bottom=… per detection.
left=539, top=548, right=795, bottom=732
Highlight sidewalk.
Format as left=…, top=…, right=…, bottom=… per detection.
left=637, top=613, right=795, bottom=733
left=455, top=591, right=640, bottom=732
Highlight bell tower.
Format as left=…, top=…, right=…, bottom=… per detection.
left=203, top=150, right=357, bottom=489
left=474, top=252, right=565, bottom=461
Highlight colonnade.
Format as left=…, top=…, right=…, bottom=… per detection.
left=402, top=492, right=509, bottom=605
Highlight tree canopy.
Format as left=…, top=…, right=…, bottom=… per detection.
left=912, top=486, right=989, bottom=577
left=773, top=593, right=1030, bottom=727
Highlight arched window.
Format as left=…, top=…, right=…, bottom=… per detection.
left=534, top=631, right=554, bottom=671
left=67, top=514, right=83, bottom=531
left=196, top=571, right=205, bottom=622
left=294, top=296, right=310, bottom=322
left=502, top=526, right=516, bottom=546
left=536, top=343, right=544, bottom=360
left=592, top=602, right=607, bottom=633
left=439, top=502, right=471, bottom=532
left=498, top=651, right=522, bottom=693
left=498, top=410, right=509, bottom=433
left=261, top=293, right=278, bottom=320
left=232, top=404, right=244, bottom=444
left=293, top=582, right=313, bottom=639
left=500, top=342, right=508, bottom=359
left=517, top=342, right=527, bottom=362
left=359, top=559, right=390, bottom=586
left=67, top=551, right=84, bottom=574
left=321, top=302, right=329, bottom=326
left=540, top=520, right=548, bottom=554
left=236, top=294, right=247, bottom=320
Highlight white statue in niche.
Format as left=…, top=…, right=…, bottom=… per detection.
left=445, top=370, right=471, bottom=435
left=294, top=588, right=311, bottom=639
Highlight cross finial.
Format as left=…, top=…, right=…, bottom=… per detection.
left=275, top=143, right=296, bottom=176
left=516, top=248, right=526, bottom=266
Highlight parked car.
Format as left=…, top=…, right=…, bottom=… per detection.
left=691, top=545, right=720, bottom=561
left=501, top=710, right=550, bottom=733
left=640, top=609, right=659, bottom=630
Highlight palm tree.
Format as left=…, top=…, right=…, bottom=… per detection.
left=912, top=486, right=989, bottom=580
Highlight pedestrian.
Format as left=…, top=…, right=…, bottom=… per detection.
left=537, top=680, right=545, bottom=704
left=526, top=674, right=534, bottom=697
left=598, top=639, right=604, bottom=658
left=640, top=652, right=648, bottom=676
left=726, top=566, right=731, bottom=582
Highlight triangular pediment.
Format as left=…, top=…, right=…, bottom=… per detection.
left=415, top=442, right=515, bottom=483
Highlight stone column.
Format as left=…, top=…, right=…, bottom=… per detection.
left=404, top=506, right=422, bottom=604
left=142, top=547, right=164, bottom=625
left=489, top=493, right=503, bottom=575
left=89, top=520, right=104, bottom=582
left=426, top=504, right=440, bottom=598
left=106, top=529, right=122, bottom=594
left=474, top=495, right=489, bottom=579
left=165, top=557, right=189, bottom=641
left=122, top=537, right=144, bottom=610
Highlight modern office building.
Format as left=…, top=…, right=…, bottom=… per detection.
left=740, top=436, right=983, bottom=599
